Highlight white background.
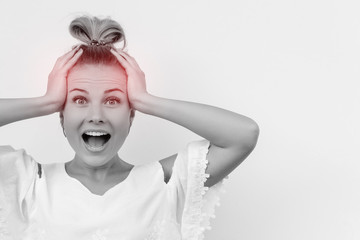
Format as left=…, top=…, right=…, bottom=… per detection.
left=0, top=0, right=360, bottom=239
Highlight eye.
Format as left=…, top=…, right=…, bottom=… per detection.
left=105, top=97, right=121, bottom=105
left=73, top=96, right=87, bottom=105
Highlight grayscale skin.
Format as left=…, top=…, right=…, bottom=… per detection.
left=0, top=46, right=259, bottom=195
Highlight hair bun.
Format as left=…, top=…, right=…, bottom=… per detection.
left=69, top=15, right=126, bottom=48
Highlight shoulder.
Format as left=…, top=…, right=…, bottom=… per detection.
left=0, top=145, right=21, bottom=157
left=0, top=145, right=38, bottom=168
left=0, top=145, right=15, bottom=153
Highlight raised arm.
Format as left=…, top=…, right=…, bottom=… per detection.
left=0, top=97, right=56, bottom=127
left=111, top=49, right=259, bottom=188
left=0, top=46, right=83, bottom=127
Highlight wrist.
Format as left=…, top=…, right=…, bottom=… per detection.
left=131, top=93, right=156, bottom=114
left=40, top=95, right=63, bottom=114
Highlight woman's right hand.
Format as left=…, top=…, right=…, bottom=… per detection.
left=45, top=46, right=83, bottom=112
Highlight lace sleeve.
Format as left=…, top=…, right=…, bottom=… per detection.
left=173, top=140, right=229, bottom=240
left=0, top=146, right=39, bottom=240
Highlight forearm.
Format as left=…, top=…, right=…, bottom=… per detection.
left=134, top=94, right=259, bottom=149
left=0, top=96, right=56, bottom=127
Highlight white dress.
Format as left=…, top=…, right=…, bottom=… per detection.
left=0, top=140, right=228, bottom=240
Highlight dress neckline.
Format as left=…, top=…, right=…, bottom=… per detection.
left=61, top=162, right=136, bottom=198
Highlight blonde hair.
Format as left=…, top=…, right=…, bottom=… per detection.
left=70, top=15, right=126, bottom=46
left=69, top=15, right=126, bottom=65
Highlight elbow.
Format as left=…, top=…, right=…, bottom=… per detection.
left=251, top=120, right=260, bottom=141
left=247, top=120, right=260, bottom=150
left=236, top=120, right=260, bottom=152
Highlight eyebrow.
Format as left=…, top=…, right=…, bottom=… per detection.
left=69, top=88, right=125, bottom=94
left=104, top=88, right=125, bottom=94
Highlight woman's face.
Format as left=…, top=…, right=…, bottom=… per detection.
left=62, top=63, right=132, bottom=167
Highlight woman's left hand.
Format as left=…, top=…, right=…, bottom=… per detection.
left=110, top=48, right=149, bottom=109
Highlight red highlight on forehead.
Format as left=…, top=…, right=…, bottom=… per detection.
left=67, top=64, right=127, bottom=95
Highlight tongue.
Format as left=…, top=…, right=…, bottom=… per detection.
left=87, top=136, right=106, bottom=148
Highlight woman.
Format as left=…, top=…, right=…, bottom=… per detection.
left=0, top=15, right=259, bottom=240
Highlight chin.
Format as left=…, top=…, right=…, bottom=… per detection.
left=70, top=142, right=119, bottom=165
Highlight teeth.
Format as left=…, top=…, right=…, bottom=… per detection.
left=85, top=131, right=107, bottom=136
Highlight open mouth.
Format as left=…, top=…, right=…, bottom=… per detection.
left=82, top=131, right=111, bottom=150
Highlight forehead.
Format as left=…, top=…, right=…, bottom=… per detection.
left=67, top=64, right=126, bottom=91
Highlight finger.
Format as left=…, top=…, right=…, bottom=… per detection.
left=57, top=45, right=81, bottom=66
left=62, top=45, right=81, bottom=58
left=115, top=49, right=141, bottom=69
left=55, top=48, right=81, bottom=69
left=63, top=48, right=83, bottom=70
left=115, top=49, right=134, bottom=62
left=110, top=48, right=132, bottom=70
left=114, top=48, right=132, bottom=61
left=64, top=45, right=82, bottom=61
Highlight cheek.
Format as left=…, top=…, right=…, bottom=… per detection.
left=62, top=108, right=83, bottom=130
left=109, top=111, right=131, bottom=127
left=110, top=111, right=131, bottom=130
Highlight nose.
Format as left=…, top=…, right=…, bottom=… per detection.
left=86, top=104, right=105, bottom=124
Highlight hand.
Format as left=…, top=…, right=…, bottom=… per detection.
left=45, top=46, right=83, bottom=112
left=110, top=48, right=148, bottom=109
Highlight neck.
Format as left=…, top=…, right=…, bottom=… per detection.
left=68, top=154, right=122, bottom=182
